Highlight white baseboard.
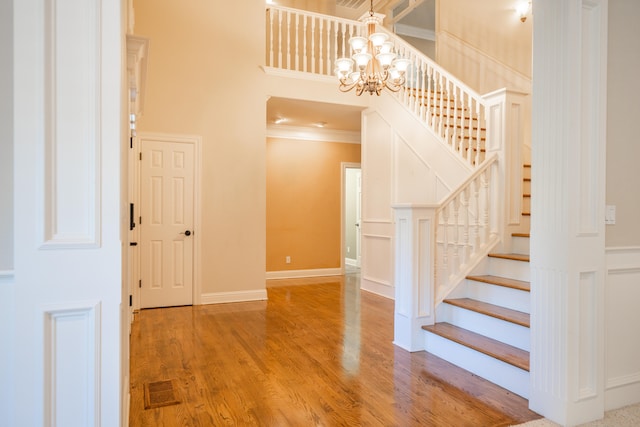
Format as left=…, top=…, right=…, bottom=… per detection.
left=361, top=276, right=394, bottom=299
left=345, top=258, right=358, bottom=267
left=606, top=373, right=640, bottom=411
left=200, top=289, right=268, bottom=305
left=266, top=268, right=342, bottom=280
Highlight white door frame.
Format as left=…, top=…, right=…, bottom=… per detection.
left=341, top=162, right=362, bottom=272
left=132, top=132, right=202, bottom=309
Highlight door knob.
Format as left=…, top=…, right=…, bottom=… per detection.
left=181, top=230, right=192, bottom=236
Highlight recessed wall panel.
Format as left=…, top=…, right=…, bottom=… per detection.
left=151, top=177, right=163, bottom=225
left=362, top=235, right=393, bottom=287
left=173, top=177, right=185, bottom=224
left=150, top=241, right=163, bottom=289
left=578, top=271, right=597, bottom=400
left=173, top=240, right=184, bottom=288
left=44, top=303, right=100, bottom=427
left=42, top=0, right=100, bottom=248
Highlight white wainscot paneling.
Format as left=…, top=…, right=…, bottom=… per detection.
left=41, top=0, right=101, bottom=249
left=362, top=233, right=394, bottom=297
left=393, top=133, right=436, bottom=204
left=605, top=247, right=640, bottom=409
left=362, top=110, right=392, bottom=221
left=44, top=301, right=101, bottom=427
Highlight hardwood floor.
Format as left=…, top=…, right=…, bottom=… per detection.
left=129, top=274, right=541, bottom=426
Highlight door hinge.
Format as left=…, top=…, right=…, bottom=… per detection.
left=139, top=152, right=142, bottom=161
left=129, top=203, right=136, bottom=231
left=130, top=137, right=133, bottom=149
left=139, top=216, right=142, bottom=224
left=139, top=279, right=142, bottom=288
left=129, top=295, right=132, bottom=307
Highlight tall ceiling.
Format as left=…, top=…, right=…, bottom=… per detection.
left=265, top=0, right=433, bottom=134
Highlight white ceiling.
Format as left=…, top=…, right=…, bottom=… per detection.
left=266, top=97, right=365, bottom=132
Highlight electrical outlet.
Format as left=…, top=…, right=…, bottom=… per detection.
left=347, top=246, right=351, bottom=253
left=285, top=256, right=291, bottom=264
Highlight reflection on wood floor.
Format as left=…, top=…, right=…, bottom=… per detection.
left=129, top=274, right=541, bottom=426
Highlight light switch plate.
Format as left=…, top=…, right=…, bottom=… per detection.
left=605, top=205, right=616, bottom=225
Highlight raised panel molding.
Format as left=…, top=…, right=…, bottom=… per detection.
left=577, top=271, right=597, bottom=401
left=578, top=0, right=606, bottom=236
left=44, top=301, right=101, bottom=427
left=362, top=234, right=393, bottom=288
left=41, top=0, right=101, bottom=249
left=604, top=246, right=640, bottom=409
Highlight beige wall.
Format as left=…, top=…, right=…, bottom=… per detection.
left=606, top=0, right=640, bottom=246
left=266, top=138, right=360, bottom=271
left=436, top=0, right=532, bottom=93
left=275, top=0, right=336, bottom=15
left=0, top=0, right=12, bottom=271
left=134, top=0, right=266, bottom=294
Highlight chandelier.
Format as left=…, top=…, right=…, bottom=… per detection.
left=335, top=0, right=411, bottom=96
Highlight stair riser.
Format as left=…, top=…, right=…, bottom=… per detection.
left=489, top=257, right=530, bottom=282
left=464, top=279, right=530, bottom=313
left=437, top=304, right=530, bottom=351
left=423, top=331, right=530, bottom=399
left=511, top=235, right=530, bottom=256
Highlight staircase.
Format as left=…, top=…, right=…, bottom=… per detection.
left=264, top=5, right=532, bottom=400
left=423, top=164, right=532, bottom=398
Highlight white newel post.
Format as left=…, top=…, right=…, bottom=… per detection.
left=483, top=89, right=531, bottom=252
left=392, top=204, right=437, bottom=352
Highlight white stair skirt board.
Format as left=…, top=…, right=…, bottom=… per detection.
left=489, top=257, right=530, bottom=282
left=423, top=331, right=530, bottom=399
left=464, top=279, right=530, bottom=314
left=437, top=303, right=530, bottom=351
left=511, top=235, right=530, bottom=256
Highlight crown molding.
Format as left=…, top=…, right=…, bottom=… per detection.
left=267, top=124, right=361, bottom=144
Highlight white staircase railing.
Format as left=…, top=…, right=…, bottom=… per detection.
left=265, top=5, right=487, bottom=168
left=434, top=155, right=499, bottom=303
left=266, top=6, right=357, bottom=77
left=390, top=32, right=487, bottom=167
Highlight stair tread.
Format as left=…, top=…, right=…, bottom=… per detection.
left=423, top=322, right=530, bottom=371
left=488, top=253, right=530, bottom=262
left=443, top=298, right=530, bottom=327
left=512, top=232, right=530, bottom=238
left=466, top=274, right=530, bottom=292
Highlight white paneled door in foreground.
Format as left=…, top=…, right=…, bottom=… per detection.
left=140, top=137, right=196, bottom=308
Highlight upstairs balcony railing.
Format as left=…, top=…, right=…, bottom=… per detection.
left=265, top=5, right=488, bottom=167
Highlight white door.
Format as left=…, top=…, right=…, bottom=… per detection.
left=140, top=137, right=195, bottom=308
left=10, top=1, right=123, bottom=425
